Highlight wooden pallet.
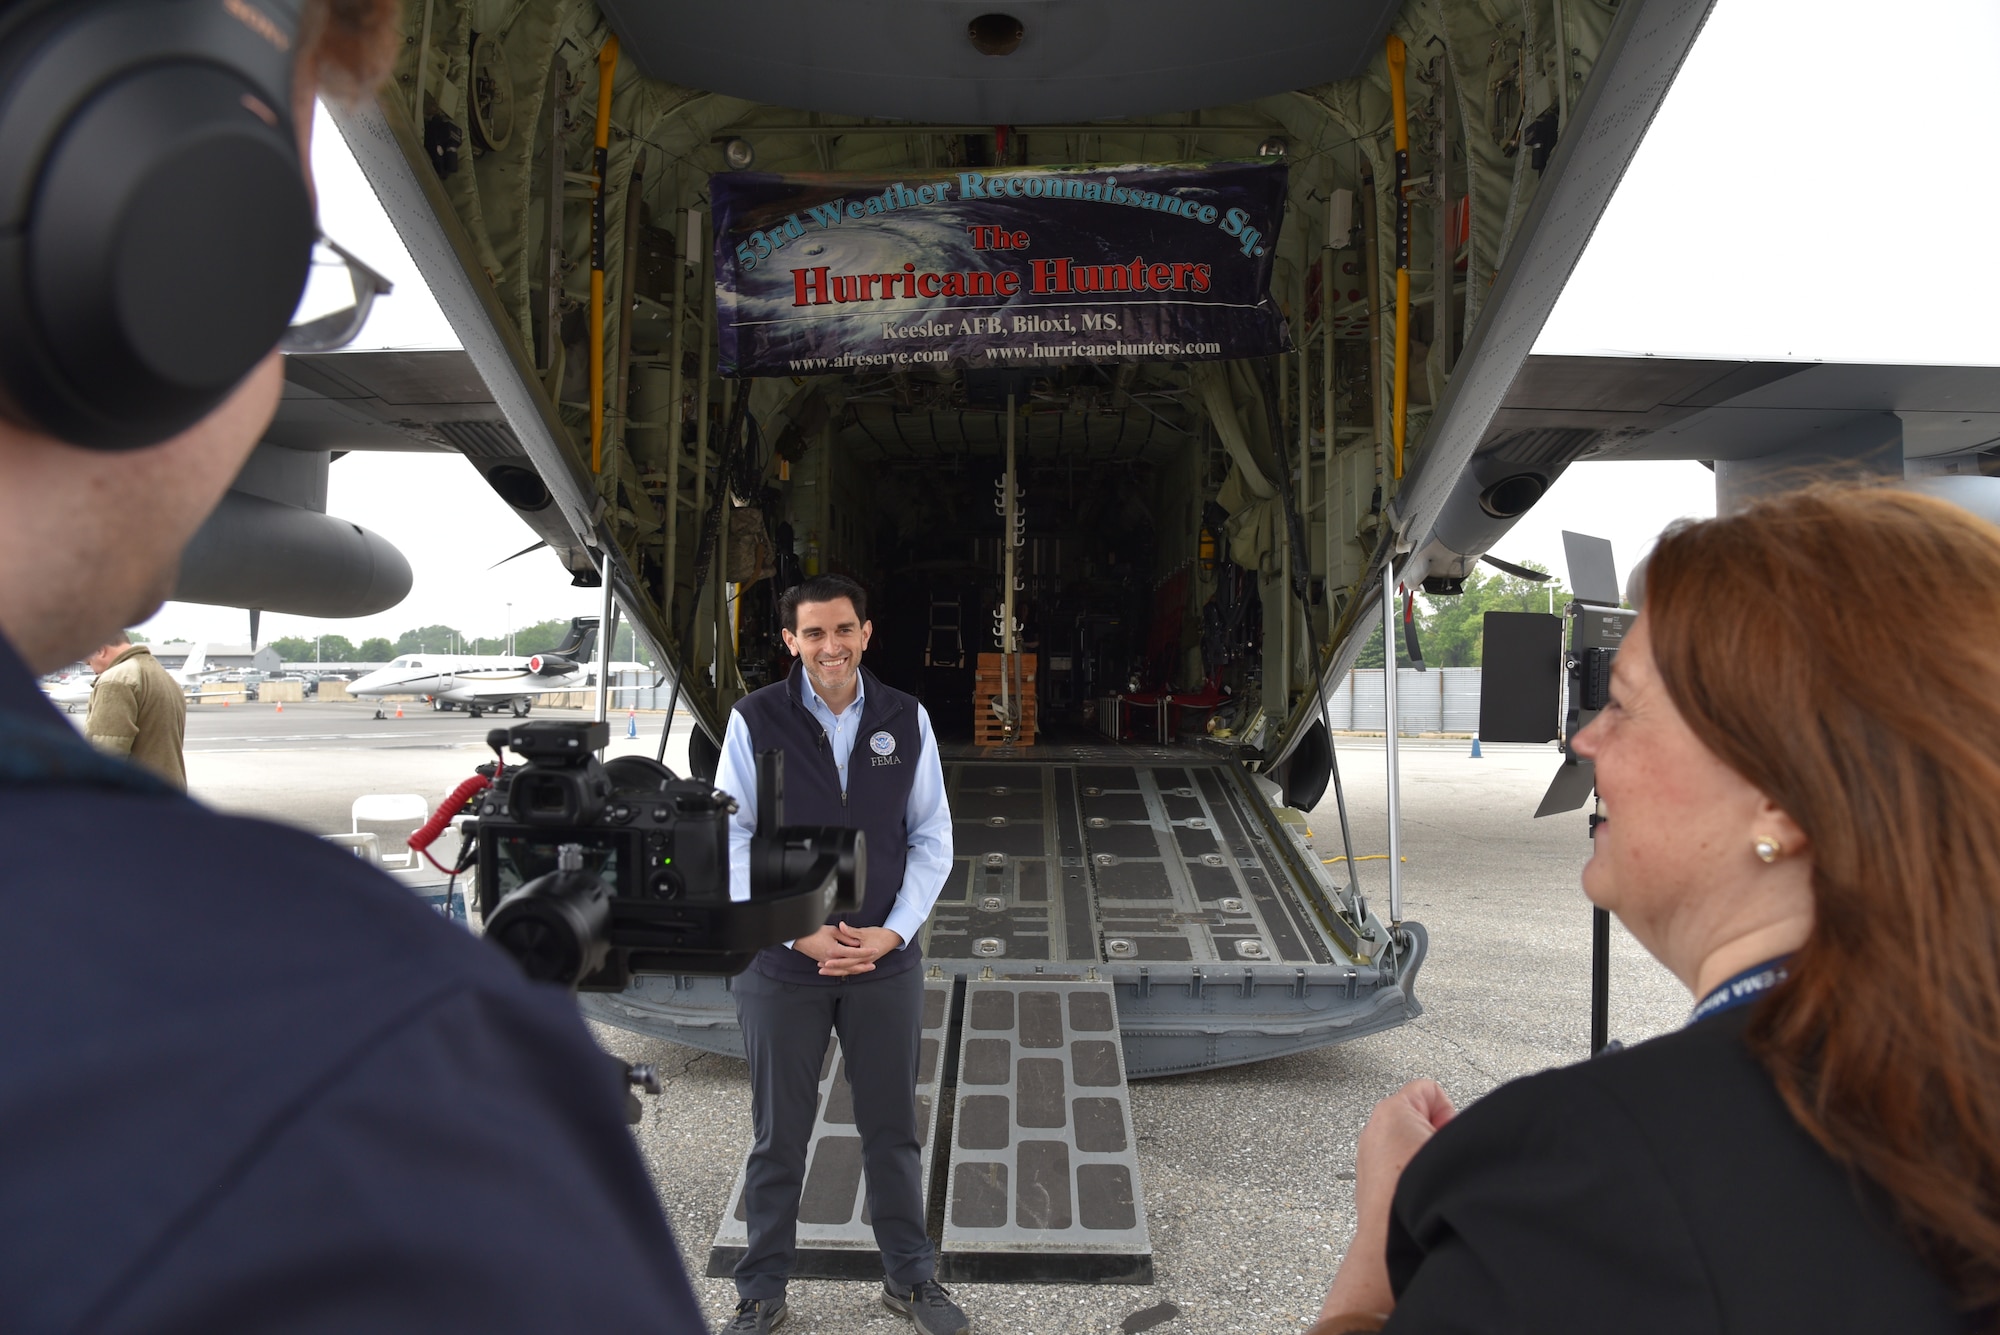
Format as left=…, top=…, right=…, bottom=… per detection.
left=973, top=653, right=1037, bottom=746
left=974, top=656, right=1036, bottom=683
left=972, top=720, right=1036, bottom=747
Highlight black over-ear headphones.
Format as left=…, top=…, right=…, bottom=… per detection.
left=0, top=0, right=312, bottom=451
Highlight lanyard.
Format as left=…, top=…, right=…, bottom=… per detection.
left=1689, top=957, right=1791, bottom=1025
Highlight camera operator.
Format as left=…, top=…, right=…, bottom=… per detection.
left=0, top=2, right=703, bottom=1329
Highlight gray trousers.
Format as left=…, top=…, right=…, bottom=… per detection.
left=732, top=962, right=933, bottom=1300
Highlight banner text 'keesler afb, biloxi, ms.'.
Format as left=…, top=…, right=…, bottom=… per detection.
left=709, top=162, right=1290, bottom=377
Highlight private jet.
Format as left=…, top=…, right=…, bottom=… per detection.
left=348, top=617, right=601, bottom=717
left=40, top=674, right=94, bottom=713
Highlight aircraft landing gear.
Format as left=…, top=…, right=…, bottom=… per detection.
left=469, top=707, right=484, bottom=719
left=511, top=699, right=531, bottom=718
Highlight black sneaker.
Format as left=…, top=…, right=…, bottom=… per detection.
left=723, top=1296, right=787, bottom=1334
left=881, top=1278, right=969, bottom=1335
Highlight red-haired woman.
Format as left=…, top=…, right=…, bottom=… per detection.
left=1315, top=485, right=2000, bottom=1334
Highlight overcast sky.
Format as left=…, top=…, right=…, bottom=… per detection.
left=138, top=0, right=1995, bottom=647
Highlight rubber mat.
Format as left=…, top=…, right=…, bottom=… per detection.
left=939, top=979, right=1152, bottom=1283
left=706, top=980, right=953, bottom=1280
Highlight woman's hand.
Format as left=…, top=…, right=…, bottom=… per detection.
left=1316, top=1079, right=1458, bottom=1323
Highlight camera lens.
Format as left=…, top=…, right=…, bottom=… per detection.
left=486, top=867, right=611, bottom=987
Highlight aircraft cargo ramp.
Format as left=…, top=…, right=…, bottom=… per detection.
left=584, top=744, right=1425, bottom=1079
left=638, top=743, right=1422, bottom=1282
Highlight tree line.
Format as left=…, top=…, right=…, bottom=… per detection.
left=1351, top=565, right=1569, bottom=669
left=259, top=570, right=1559, bottom=671
left=267, top=620, right=651, bottom=665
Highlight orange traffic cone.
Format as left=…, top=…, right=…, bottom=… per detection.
left=394, top=703, right=404, bottom=718
left=222, top=698, right=230, bottom=707
left=275, top=701, right=284, bottom=713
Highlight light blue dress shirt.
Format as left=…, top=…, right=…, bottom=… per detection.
left=714, top=670, right=954, bottom=951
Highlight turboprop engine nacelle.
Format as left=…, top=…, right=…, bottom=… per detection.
left=170, top=443, right=413, bottom=618
left=173, top=489, right=412, bottom=617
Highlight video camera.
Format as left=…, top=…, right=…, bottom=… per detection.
left=471, top=720, right=863, bottom=989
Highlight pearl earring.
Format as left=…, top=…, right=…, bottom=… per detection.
left=1753, top=835, right=1782, bottom=864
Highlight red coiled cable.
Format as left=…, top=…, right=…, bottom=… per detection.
left=409, top=767, right=499, bottom=873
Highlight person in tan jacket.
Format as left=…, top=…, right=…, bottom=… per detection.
left=83, top=635, right=187, bottom=788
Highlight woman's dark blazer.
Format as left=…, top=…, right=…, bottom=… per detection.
left=1380, top=1007, right=1967, bottom=1333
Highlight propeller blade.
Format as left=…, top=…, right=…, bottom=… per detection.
left=1480, top=553, right=1551, bottom=583
left=1402, top=588, right=1427, bottom=673
left=488, top=539, right=548, bottom=571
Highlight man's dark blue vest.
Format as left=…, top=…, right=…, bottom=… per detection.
left=733, top=664, right=923, bottom=984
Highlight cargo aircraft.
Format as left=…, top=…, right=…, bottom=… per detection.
left=265, top=0, right=1999, bottom=1062
left=204, top=0, right=2000, bottom=1280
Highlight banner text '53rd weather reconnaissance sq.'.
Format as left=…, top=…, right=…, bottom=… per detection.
left=711, top=161, right=1291, bottom=377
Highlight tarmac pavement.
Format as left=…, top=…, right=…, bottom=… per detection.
left=177, top=704, right=1689, bottom=1334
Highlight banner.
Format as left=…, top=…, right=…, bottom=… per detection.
left=710, top=162, right=1289, bottom=378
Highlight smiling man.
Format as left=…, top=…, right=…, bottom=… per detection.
left=711, top=574, right=965, bottom=1335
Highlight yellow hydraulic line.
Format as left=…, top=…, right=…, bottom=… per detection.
left=1386, top=33, right=1411, bottom=480
left=589, top=36, right=619, bottom=473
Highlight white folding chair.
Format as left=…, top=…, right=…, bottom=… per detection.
left=351, top=793, right=429, bottom=868
left=321, top=832, right=382, bottom=865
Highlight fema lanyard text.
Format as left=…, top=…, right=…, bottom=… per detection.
left=1689, top=961, right=1791, bottom=1024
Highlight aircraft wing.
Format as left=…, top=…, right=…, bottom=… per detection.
left=277, top=349, right=602, bottom=594
left=1385, top=0, right=1722, bottom=596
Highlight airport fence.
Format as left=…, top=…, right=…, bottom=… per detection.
left=1325, top=667, right=1483, bottom=735
left=568, top=669, right=1492, bottom=736
left=532, top=670, right=678, bottom=712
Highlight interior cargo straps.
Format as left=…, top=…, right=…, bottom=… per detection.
left=0, top=708, right=174, bottom=796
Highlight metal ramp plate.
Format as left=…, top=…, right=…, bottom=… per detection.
left=928, top=758, right=1340, bottom=969
left=707, top=980, right=952, bottom=1280
left=941, top=979, right=1152, bottom=1283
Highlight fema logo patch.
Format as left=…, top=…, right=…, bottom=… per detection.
left=869, top=730, right=896, bottom=757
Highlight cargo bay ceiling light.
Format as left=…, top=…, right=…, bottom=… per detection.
left=967, top=13, right=1025, bottom=56
left=1258, top=135, right=1288, bottom=157
left=722, top=137, right=755, bottom=170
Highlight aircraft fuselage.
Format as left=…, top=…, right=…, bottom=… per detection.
left=348, top=654, right=584, bottom=706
